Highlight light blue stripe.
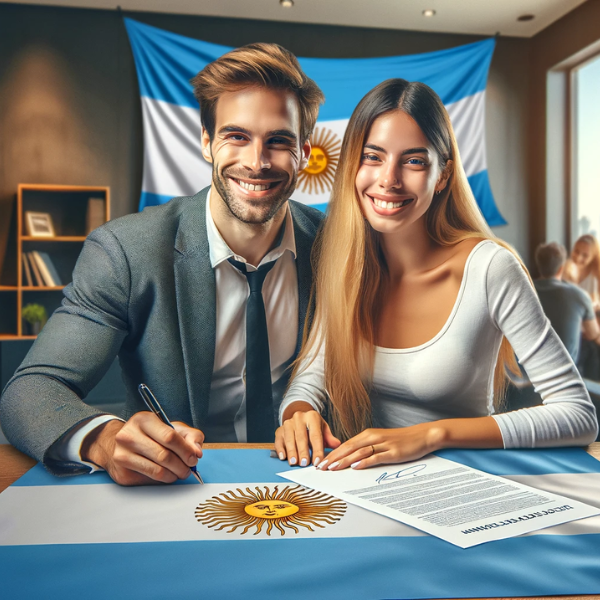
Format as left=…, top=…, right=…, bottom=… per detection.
left=2, top=534, right=599, bottom=599
left=12, top=448, right=600, bottom=487
left=139, top=173, right=504, bottom=228
left=468, top=169, right=507, bottom=226
left=139, top=190, right=174, bottom=210
left=125, top=18, right=494, bottom=116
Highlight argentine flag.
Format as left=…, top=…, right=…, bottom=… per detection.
left=1, top=448, right=600, bottom=599
left=125, top=19, right=506, bottom=226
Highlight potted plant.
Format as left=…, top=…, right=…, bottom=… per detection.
left=21, top=303, right=48, bottom=336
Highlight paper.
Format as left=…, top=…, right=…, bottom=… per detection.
left=278, top=454, right=600, bottom=548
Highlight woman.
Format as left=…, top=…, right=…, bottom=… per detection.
left=274, top=79, right=598, bottom=470
left=564, top=234, right=600, bottom=312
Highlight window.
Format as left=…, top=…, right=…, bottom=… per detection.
left=572, top=54, right=600, bottom=240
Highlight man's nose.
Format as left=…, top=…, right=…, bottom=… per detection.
left=242, top=141, right=271, bottom=172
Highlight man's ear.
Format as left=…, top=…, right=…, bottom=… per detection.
left=299, top=140, right=311, bottom=171
left=201, top=127, right=213, bottom=164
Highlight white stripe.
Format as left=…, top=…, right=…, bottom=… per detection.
left=141, top=97, right=211, bottom=198
left=0, top=474, right=598, bottom=546
left=445, top=91, right=487, bottom=178
left=140, top=93, right=486, bottom=205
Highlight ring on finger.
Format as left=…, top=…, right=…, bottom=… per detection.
left=370, top=445, right=375, bottom=456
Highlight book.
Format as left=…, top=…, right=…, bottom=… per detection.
left=30, top=251, right=55, bottom=287
left=27, top=253, right=44, bottom=287
left=86, top=198, right=105, bottom=234
left=22, top=254, right=33, bottom=287
left=36, top=251, right=62, bottom=286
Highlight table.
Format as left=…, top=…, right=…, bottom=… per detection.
left=1, top=442, right=599, bottom=600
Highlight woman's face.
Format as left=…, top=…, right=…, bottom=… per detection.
left=572, top=241, right=594, bottom=269
left=355, top=110, right=448, bottom=235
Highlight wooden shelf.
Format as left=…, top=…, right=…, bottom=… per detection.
left=0, top=184, right=111, bottom=340
left=21, top=236, right=87, bottom=242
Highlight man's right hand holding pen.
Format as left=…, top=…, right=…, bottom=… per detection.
left=80, top=414, right=204, bottom=486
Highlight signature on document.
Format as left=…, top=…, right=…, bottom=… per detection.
left=376, top=464, right=427, bottom=484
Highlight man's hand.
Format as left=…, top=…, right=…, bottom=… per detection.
left=81, top=413, right=204, bottom=486
left=274, top=403, right=341, bottom=467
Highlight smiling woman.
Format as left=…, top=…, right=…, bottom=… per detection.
left=275, top=78, right=598, bottom=471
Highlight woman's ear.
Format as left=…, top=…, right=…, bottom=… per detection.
left=435, top=159, right=454, bottom=193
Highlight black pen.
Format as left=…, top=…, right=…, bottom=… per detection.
left=138, top=383, right=204, bottom=484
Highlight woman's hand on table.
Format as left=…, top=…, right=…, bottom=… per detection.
left=274, top=402, right=341, bottom=467
left=319, top=423, right=445, bottom=471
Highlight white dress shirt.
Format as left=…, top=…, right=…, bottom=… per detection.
left=57, top=191, right=299, bottom=467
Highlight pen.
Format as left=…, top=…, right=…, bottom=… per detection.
left=138, top=383, right=204, bottom=484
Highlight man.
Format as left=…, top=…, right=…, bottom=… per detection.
left=534, top=242, right=600, bottom=364
left=0, top=43, right=325, bottom=485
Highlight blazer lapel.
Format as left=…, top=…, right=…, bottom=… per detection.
left=291, top=205, right=316, bottom=356
left=174, top=188, right=216, bottom=428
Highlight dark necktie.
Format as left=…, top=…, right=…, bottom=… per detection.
left=229, top=258, right=277, bottom=442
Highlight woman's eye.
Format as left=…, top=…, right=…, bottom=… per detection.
left=362, top=153, right=379, bottom=162
left=406, top=158, right=426, bottom=166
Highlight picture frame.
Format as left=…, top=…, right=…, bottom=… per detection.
left=24, top=211, right=55, bottom=238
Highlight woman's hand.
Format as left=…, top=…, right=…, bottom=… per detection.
left=319, top=423, right=446, bottom=471
left=274, top=402, right=341, bottom=467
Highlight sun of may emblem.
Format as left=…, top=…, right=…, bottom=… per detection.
left=195, top=485, right=346, bottom=536
left=297, top=127, right=342, bottom=195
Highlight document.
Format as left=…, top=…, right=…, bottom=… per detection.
left=278, top=454, right=600, bottom=548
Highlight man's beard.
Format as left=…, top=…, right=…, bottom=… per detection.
left=212, top=166, right=297, bottom=225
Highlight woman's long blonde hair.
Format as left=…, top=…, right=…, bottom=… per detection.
left=296, top=79, right=525, bottom=440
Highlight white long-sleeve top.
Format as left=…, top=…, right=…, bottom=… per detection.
left=281, top=241, right=598, bottom=447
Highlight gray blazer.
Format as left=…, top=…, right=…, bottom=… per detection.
left=0, top=188, right=324, bottom=475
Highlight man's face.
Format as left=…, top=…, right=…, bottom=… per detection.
left=202, top=87, right=310, bottom=225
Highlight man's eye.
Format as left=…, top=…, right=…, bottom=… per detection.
left=269, top=137, right=291, bottom=145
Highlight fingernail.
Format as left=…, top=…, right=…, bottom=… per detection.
left=313, top=457, right=321, bottom=467
left=300, top=458, right=308, bottom=467
left=351, top=461, right=361, bottom=469
left=328, top=461, right=339, bottom=470
left=279, top=452, right=285, bottom=460
left=289, top=457, right=297, bottom=465
left=318, top=459, right=328, bottom=470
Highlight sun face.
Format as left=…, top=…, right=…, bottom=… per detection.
left=297, top=127, right=342, bottom=195
left=195, top=485, right=346, bottom=536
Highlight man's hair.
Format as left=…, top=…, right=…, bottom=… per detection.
left=535, top=242, right=567, bottom=278
left=191, top=43, right=324, bottom=143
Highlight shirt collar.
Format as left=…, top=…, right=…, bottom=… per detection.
left=206, top=186, right=297, bottom=269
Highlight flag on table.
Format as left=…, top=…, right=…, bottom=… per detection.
left=124, top=18, right=506, bottom=226
left=1, top=448, right=599, bottom=599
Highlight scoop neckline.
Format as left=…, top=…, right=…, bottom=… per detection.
left=375, top=239, right=492, bottom=354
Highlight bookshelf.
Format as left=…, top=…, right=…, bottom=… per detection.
left=0, top=184, right=110, bottom=340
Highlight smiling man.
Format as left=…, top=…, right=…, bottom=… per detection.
left=0, top=44, right=325, bottom=485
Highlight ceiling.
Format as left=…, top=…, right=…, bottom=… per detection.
left=3, top=0, right=588, bottom=38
